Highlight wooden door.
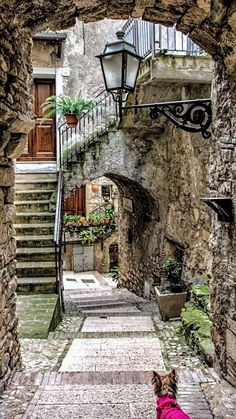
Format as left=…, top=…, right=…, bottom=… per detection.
left=19, top=79, right=56, bottom=161
left=64, top=186, right=86, bottom=216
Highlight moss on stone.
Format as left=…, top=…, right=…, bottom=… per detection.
left=181, top=300, right=214, bottom=365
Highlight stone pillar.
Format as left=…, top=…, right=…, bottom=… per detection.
left=210, top=62, right=236, bottom=385
left=0, top=26, right=34, bottom=391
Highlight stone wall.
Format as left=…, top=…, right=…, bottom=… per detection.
left=85, top=177, right=118, bottom=215
left=0, top=27, right=33, bottom=391
left=67, top=78, right=212, bottom=298
left=209, top=63, right=236, bottom=386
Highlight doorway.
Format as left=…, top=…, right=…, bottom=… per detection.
left=19, top=78, right=56, bottom=161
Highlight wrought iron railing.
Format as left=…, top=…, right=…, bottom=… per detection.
left=58, top=89, right=118, bottom=169
left=123, top=18, right=204, bottom=58
left=54, top=170, right=65, bottom=312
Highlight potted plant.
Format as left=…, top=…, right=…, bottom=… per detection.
left=155, top=257, right=187, bottom=321
left=41, top=91, right=95, bottom=128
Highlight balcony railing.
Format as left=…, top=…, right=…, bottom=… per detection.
left=123, top=18, right=204, bottom=58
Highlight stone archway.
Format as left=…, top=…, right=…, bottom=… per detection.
left=1, top=0, right=236, bottom=388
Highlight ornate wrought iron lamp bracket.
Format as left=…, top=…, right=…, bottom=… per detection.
left=122, top=98, right=212, bottom=139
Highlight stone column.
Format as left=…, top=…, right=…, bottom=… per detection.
left=0, top=25, right=34, bottom=391
left=210, top=62, right=236, bottom=385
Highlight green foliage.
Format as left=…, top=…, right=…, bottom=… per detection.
left=41, top=91, right=96, bottom=119
left=109, top=266, right=119, bottom=284
left=79, top=229, right=95, bottom=246
left=63, top=214, right=81, bottom=223
left=104, top=204, right=115, bottom=219
left=163, top=257, right=186, bottom=293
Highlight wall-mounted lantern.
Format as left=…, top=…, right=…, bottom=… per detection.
left=97, top=29, right=212, bottom=139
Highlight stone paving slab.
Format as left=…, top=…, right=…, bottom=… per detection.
left=81, top=316, right=155, bottom=333
left=23, top=383, right=213, bottom=419
left=59, top=336, right=164, bottom=372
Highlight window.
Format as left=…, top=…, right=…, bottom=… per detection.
left=101, top=185, right=111, bottom=201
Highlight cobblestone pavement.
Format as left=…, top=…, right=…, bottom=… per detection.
left=0, top=272, right=236, bottom=418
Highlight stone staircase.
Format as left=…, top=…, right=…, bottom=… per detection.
left=14, top=172, right=61, bottom=338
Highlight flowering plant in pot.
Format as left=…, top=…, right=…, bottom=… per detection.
left=155, top=257, right=187, bottom=321
left=41, top=91, right=95, bottom=128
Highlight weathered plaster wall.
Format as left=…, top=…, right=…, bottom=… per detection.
left=62, top=19, right=124, bottom=96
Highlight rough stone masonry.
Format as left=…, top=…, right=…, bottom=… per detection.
left=0, top=0, right=236, bottom=388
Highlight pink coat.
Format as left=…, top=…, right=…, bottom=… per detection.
left=156, top=395, right=190, bottom=419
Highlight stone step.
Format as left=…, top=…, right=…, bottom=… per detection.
left=81, top=306, right=142, bottom=316
left=14, top=223, right=55, bottom=235
left=16, top=293, right=60, bottom=338
left=11, top=368, right=219, bottom=387
left=15, top=179, right=57, bottom=191
left=16, top=173, right=57, bottom=181
left=16, top=246, right=55, bottom=262
left=17, top=261, right=56, bottom=277
left=64, top=299, right=130, bottom=313
left=16, top=235, right=54, bottom=247
left=15, top=212, right=55, bottom=224
left=15, top=189, right=55, bottom=201
left=15, top=200, right=50, bottom=212
left=17, top=276, right=57, bottom=294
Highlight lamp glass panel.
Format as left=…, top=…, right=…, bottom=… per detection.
left=125, top=54, right=140, bottom=90
left=101, top=52, right=123, bottom=90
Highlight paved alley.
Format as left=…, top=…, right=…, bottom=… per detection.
left=0, top=272, right=235, bottom=418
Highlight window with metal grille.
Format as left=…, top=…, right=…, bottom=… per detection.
left=101, top=185, right=111, bottom=201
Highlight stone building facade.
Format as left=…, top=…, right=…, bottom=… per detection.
left=0, top=0, right=236, bottom=389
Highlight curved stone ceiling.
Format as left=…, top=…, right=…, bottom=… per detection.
left=1, top=1, right=236, bottom=73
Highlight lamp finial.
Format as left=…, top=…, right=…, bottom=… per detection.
left=116, top=28, right=125, bottom=40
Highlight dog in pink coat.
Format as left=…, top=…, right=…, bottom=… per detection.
left=152, top=369, right=190, bottom=419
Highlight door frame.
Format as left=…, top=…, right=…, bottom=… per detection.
left=18, top=67, right=63, bottom=168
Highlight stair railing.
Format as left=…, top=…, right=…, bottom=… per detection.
left=58, top=89, right=119, bottom=169
left=54, top=169, right=65, bottom=312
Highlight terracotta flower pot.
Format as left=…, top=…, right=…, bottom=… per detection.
left=65, top=113, right=79, bottom=128
left=103, top=218, right=110, bottom=225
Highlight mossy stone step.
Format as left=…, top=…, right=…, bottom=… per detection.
left=16, top=246, right=55, bottom=262
left=17, top=276, right=57, bottom=294
left=15, top=200, right=50, bottom=212
left=14, top=223, right=54, bottom=235
left=17, top=260, right=56, bottom=277
left=15, top=190, right=55, bottom=201
left=16, top=294, right=61, bottom=338
left=16, top=173, right=57, bottom=181
left=15, top=212, right=55, bottom=224
left=15, top=179, right=57, bottom=191
left=16, top=235, right=54, bottom=247
left=192, top=284, right=210, bottom=314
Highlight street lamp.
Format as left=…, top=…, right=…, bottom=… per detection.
left=96, top=28, right=142, bottom=116
left=97, top=29, right=212, bottom=139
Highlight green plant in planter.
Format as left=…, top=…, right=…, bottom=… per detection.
left=41, top=91, right=95, bottom=126
left=109, top=266, right=119, bottom=284
left=79, top=229, right=95, bottom=246
left=163, top=257, right=186, bottom=293
left=104, top=205, right=115, bottom=220
left=63, top=214, right=81, bottom=224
